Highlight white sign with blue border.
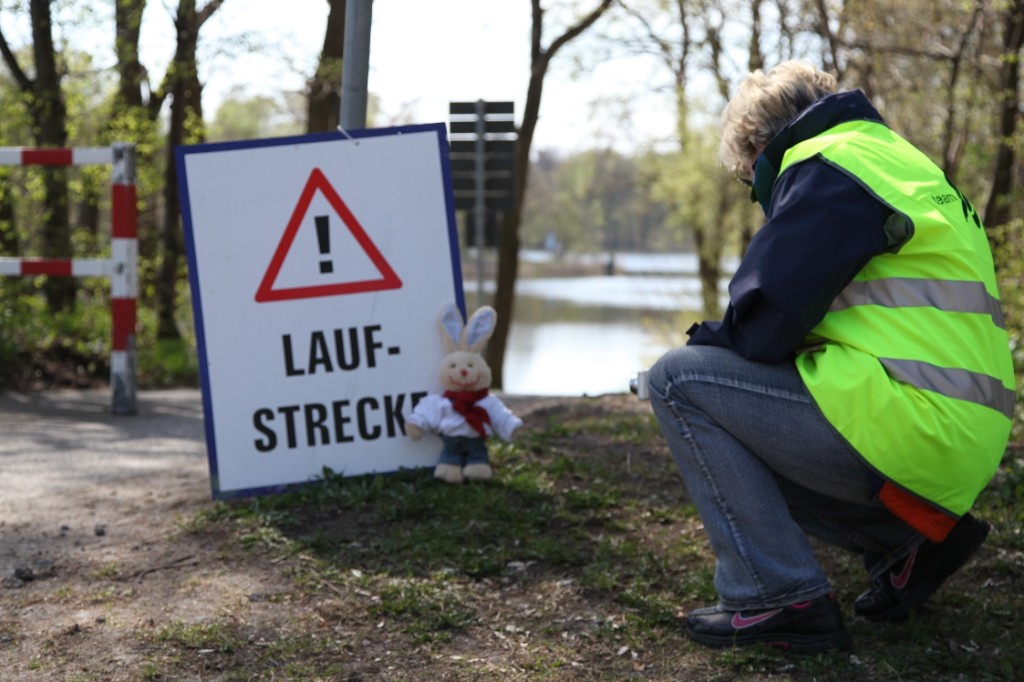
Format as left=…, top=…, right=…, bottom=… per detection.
left=177, top=124, right=464, bottom=499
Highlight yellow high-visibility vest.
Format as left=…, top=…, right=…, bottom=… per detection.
left=782, top=120, right=1015, bottom=537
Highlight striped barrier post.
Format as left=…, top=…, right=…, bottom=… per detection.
left=0, top=143, right=138, bottom=414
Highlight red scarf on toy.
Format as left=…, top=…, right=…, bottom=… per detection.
left=444, top=388, right=492, bottom=438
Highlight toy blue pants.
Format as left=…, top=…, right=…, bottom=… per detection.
left=438, top=435, right=490, bottom=467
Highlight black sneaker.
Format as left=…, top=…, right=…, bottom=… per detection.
left=854, top=513, right=990, bottom=622
left=685, top=592, right=850, bottom=654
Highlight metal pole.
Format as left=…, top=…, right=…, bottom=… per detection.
left=341, top=0, right=373, bottom=130
left=110, top=142, right=138, bottom=415
left=474, top=99, right=486, bottom=304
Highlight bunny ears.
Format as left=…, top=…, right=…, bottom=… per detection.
left=439, top=304, right=497, bottom=354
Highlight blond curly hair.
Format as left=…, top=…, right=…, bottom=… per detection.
left=719, top=61, right=839, bottom=176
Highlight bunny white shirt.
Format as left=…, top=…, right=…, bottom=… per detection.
left=407, top=393, right=522, bottom=441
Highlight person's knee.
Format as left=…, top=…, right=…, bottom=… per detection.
left=648, top=345, right=698, bottom=401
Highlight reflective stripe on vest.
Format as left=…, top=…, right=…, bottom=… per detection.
left=879, top=358, right=1016, bottom=419
left=830, top=278, right=1005, bottom=329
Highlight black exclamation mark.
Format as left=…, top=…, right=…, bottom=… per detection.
left=316, top=215, right=333, bottom=274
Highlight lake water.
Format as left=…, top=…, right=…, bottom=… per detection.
left=469, top=251, right=736, bottom=396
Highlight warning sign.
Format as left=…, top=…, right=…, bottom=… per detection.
left=255, top=168, right=402, bottom=302
left=177, top=124, right=464, bottom=499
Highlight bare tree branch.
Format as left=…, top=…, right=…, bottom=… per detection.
left=0, top=28, right=33, bottom=92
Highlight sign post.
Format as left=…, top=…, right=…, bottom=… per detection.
left=177, top=124, right=464, bottom=499
left=448, top=101, right=516, bottom=301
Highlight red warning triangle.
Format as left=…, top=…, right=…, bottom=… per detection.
left=255, top=168, right=402, bottom=302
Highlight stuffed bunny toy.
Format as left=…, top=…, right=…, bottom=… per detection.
left=405, top=304, right=522, bottom=483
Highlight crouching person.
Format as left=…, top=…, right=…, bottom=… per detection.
left=649, top=60, right=1014, bottom=654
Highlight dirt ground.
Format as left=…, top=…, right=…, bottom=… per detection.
left=0, top=387, right=217, bottom=677
left=0, top=389, right=665, bottom=681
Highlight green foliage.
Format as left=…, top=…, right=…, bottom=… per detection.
left=0, top=279, right=110, bottom=378
left=520, top=148, right=681, bottom=254
left=206, top=91, right=305, bottom=142
left=0, top=274, right=198, bottom=388
left=646, top=126, right=750, bottom=256
left=138, top=337, right=199, bottom=387
left=991, top=219, right=1024, bottom=445
left=982, top=452, right=1024, bottom=521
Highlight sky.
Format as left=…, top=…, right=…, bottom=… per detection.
left=140, top=0, right=678, bottom=155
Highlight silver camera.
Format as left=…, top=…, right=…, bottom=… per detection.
left=629, top=369, right=649, bottom=401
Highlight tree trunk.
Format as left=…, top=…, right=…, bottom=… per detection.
left=0, top=168, right=17, bottom=256
left=983, top=0, right=1024, bottom=236
left=155, top=0, right=222, bottom=340
left=115, top=0, right=148, bottom=109
left=695, top=5, right=734, bottom=321
left=78, top=180, right=102, bottom=240
left=487, top=0, right=613, bottom=389
left=308, top=0, right=345, bottom=133
left=0, top=2, right=74, bottom=310
left=30, top=0, right=73, bottom=312
left=113, top=0, right=169, bottom=318
left=694, top=226, right=721, bottom=319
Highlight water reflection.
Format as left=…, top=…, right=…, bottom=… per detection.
left=468, top=270, right=741, bottom=395
left=467, top=251, right=735, bottom=396
left=514, top=275, right=706, bottom=311
left=501, top=296, right=690, bottom=396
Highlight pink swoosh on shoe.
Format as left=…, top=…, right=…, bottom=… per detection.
left=890, top=548, right=917, bottom=590
left=731, top=608, right=783, bottom=629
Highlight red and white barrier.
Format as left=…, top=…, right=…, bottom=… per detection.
left=0, top=143, right=138, bottom=414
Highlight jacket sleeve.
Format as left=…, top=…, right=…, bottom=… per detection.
left=688, top=160, right=892, bottom=362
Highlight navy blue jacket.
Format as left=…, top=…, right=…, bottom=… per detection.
left=687, top=90, right=894, bottom=362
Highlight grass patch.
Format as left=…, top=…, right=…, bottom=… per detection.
left=145, top=397, right=1024, bottom=679
left=156, top=621, right=243, bottom=653
left=370, top=578, right=479, bottom=644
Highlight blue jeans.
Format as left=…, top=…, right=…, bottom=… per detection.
left=648, top=345, right=921, bottom=611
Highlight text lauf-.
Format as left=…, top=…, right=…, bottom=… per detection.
left=281, top=324, right=399, bottom=375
